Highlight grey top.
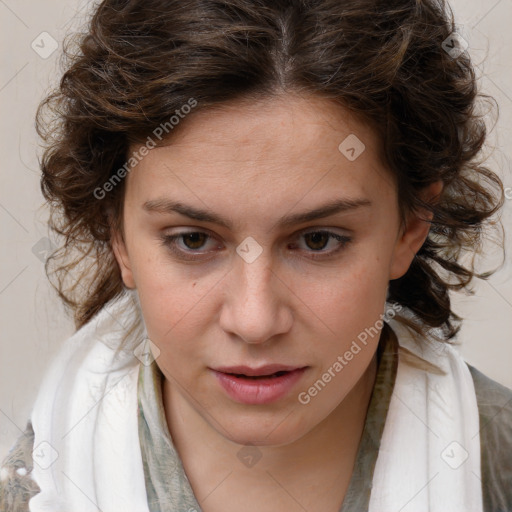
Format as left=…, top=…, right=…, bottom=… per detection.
left=1, top=325, right=511, bottom=511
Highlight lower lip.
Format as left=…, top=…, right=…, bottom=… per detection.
left=212, top=368, right=307, bottom=405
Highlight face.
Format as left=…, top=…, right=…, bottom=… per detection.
left=112, top=92, right=438, bottom=447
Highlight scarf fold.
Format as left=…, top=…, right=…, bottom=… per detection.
left=369, top=318, right=483, bottom=512
left=28, top=290, right=483, bottom=512
left=29, top=289, right=150, bottom=512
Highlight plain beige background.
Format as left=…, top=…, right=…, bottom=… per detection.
left=1, top=0, right=511, bottom=458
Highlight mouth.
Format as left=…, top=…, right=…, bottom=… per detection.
left=214, top=364, right=305, bottom=377
left=211, top=365, right=308, bottom=404
left=227, top=370, right=291, bottom=379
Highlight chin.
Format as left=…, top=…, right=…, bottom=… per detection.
left=215, top=412, right=310, bottom=448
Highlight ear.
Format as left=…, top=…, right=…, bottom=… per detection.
left=389, top=180, right=443, bottom=280
left=111, top=224, right=136, bottom=289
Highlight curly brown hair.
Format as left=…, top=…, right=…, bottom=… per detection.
left=36, top=0, right=505, bottom=341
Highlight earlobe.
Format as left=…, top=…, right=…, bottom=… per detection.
left=389, top=180, right=443, bottom=280
left=111, top=228, right=136, bottom=289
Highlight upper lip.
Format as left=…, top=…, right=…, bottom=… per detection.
left=213, top=364, right=306, bottom=376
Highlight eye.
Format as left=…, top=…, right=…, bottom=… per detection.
left=159, top=229, right=352, bottom=262
left=160, top=231, right=219, bottom=261
left=291, top=230, right=352, bottom=260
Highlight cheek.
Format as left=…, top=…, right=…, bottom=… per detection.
left=136, top=286, right=208, bottom=382
left=137, top=280, right=207, bottom=346
left=132, top=257, right=218, bottom=365
left=303, top=253, right=390, bottom=331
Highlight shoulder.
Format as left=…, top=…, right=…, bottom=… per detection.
left=466, top=363, right=512, bottom=512
left=467, top=363, right=512, bottom=425
left=0, top=421, right=40, bottom=512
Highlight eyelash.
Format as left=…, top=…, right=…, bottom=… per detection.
left=159, top=230, right=352, bottom=262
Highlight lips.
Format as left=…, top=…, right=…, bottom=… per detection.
left=214, top=364, right=303, bottom=377
left=211, top=364, right=308, bottom=405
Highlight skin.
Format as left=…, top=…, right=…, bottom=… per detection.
left=112, top=92, right=442, bottom=512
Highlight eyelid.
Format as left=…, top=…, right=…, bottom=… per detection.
left=159, top=227, right=352, bottom=261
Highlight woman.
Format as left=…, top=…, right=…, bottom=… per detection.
left=1, top=0, right=511, bottom=511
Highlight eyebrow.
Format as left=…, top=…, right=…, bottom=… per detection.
left=142, top=197, right=372, bottom=230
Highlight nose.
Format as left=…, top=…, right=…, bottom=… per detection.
left=218, top=251, right=293, bottom=345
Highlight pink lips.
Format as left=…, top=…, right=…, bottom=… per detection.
left=211, top=364, right=307, bottom=405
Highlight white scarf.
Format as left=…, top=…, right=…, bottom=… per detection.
left=369, top=317, right=483, bottom=512
left=28, top=290, right=483, bottom=512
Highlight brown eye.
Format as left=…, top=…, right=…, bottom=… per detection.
left=160, top=229, right=351, bottom=263
left=181, top=232, right=208, bottom=250
left=303, top=232, right=330, bottom=251
left=290, top=230, right=352, bottom=260
left=159, top=231, right=219, bottom=262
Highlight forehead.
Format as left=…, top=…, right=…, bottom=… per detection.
left=149, top=93, right=382, bottom=163
left=124, top=93, right=395, bottom=215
